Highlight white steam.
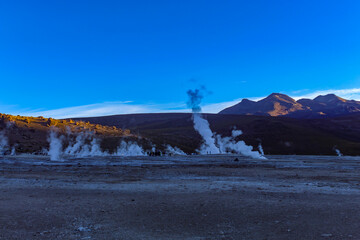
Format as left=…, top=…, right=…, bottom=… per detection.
left=64, top=132, right=105, bottom=157
left=0, top=130, right=8, bottom=155
left=193, top=113, right=220, bottom=154
left=10, top=147, right=16, bottom=156
left=335, top=148, right=343, bottom=157
left=47, top=127, right=146, bottom=159
left=0, top=122, right=15, bottom=155
left=48, top=129, right=64, bottom=161
left=187, top=88, right=265, bottom=159
left=258, top=143, right=265, bottom=156
left=215, top=129, right=266, bottom=159
left=232, top=129, right=243, bottom=138
left=89, top=138, right=103, bottom=156
left=166, top=145, right=186, bottom=155
left=115, top=141, right=146, bottom=156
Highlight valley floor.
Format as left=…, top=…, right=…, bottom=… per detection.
left=1, top=155, right=360, bottom=239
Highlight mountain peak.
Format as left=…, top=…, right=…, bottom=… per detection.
left=268, top=93, right=287, bottom=97
left=267, top=93, right=290, bottom=98
left=219, top=93, right=302, bottom=116
left=313, top=94, right=346, bottom=103
left=240, top=98, right=255, bottom=103
left=261, top=93, right=297, bottom=104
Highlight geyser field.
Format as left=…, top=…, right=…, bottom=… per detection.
left=3, top=0, right=359, bottom=238
left=2, top=90, right=360, bottom=239
left=1, top=154, right=360, bottom=239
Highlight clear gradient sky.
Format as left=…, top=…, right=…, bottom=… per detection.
left=1, top=0, right=360, bottom=118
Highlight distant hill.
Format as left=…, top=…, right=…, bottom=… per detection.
left=219, top=93, right=360, bottom=118
left=78, top=113, right=360, bottom=155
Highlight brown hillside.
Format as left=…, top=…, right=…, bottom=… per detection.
left=0, top=114, right=133, bottom=154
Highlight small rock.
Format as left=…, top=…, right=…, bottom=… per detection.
left=234, top=158, right=239, bottom=162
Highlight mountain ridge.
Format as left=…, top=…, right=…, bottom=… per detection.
left=219, top=93, right=360, bottom=118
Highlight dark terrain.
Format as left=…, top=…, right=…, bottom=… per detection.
left=1, top=154, right=360, bottom=240
left=78, top=112, right=360, bottom=155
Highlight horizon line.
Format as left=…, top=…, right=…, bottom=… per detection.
left=1, top=87, right=360, bottom=119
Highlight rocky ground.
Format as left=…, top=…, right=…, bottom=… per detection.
left=1, top=154, right=360, bottom=239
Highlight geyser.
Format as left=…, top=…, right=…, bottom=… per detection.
left=115, top=141, right=146, bottom=156
left=258, top=143, right=265, bottom=156
left=64, top=131, right=105, bottom=157
left=187, top=88, right=265, bottom=159
left=215, top=129, right=265, bottom=159
left=48, top=128, right=64, bottom=161
left=47, top=127, right=147, bottom=160
left=335, top=148, right=343, bottom=157
left=0, top=121, right=15, bottom=155
left=166, top=145, right=186, bottom=155
left=0, top=130, right=8, bottom=155
left=187, top=89, right=220, bottom=154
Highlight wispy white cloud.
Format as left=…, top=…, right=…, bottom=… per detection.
left=2, top=87, right=360, bottom=118
left=21, top=95, right=263, bottom=118
left=21, top=101, right=188, bottom=119
left=201, top=99, right=242, bottom=113
left=201, top=96, right=264, bottom=113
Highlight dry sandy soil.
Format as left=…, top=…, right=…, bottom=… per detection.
left=1, top=154, right=360, bottom=240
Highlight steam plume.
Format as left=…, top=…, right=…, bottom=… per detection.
left=0, top=130, right=8, bottom=155
left=0, top=122, right=15, bottom=155
left=166, top=145, right=186, bottom=155
left=115, top=141, right=146, bottom=156
left=215, top=129, right=265, bottom=159
left=187, top=89, right=203, bottom=113
left=187, top=88, right=265, bottom=159
left=258, top=143, right=265, bottom=156
left=10, top=147, right=16, bottom=156
left=187, top=89, right=220, bottom=154
left=47, top=127, right=146, bottom=159
left=335, top=148, right=343, bottom=157
left=48, top=128, right=63, bottom=161
left=64, top=131, right=106, bottom=157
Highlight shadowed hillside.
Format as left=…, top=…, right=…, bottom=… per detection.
left=78, top=113, right=360, bottom=155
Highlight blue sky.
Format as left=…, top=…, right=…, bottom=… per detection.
left=1, top=0, right=360, bottom=118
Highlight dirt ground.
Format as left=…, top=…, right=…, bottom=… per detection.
left=1, top=154, right=360, bottom=240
